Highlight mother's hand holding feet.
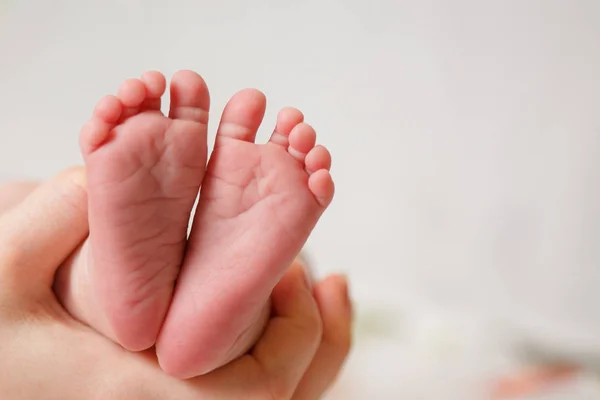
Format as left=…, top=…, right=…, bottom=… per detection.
left=0, top=167, right=352, bottom=399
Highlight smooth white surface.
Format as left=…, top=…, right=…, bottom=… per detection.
left=2, top=1, right=600, bottom=398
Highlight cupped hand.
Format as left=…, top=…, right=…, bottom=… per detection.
left=0, top=167, right=352, bottom=400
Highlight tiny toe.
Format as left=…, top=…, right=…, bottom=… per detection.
left=288, top=123, right=317, bottom=162
left=308, top=169, right=335, bottom=207
left=81, top=95, right=122, bottom=154
left=305, top=145, right=332, bottom=174
left=116, top=78, right=147, bottom=108
left=140, top=71, right=167, bottom=111
left=141, top=71, right=167, bottom=98
left=215, top=88, right=266, bottom=144
left=269, top=107, right=304, bottom=147
left=93, top=95, right=123, bottom=124
left=168, top=70, right=210, bottom=123
left=80, top=118, right=113, bottom=154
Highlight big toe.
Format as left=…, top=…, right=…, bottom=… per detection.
left=168, top=70, right=210, bottom=124
left=215, top=89, right=267, bottom=144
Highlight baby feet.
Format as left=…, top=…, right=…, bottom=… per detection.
left=80, top=71, right=210, bottom=350
left=156, top=89, right=334, bottom=378
left=55, top=72, right=334, bottom=379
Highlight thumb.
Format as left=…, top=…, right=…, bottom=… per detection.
left=0, top=167, right=89, bottom=296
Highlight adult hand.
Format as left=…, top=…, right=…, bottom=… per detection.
left=0, top=167, right=352, bottom=400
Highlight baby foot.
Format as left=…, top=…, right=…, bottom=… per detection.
left=156, top=89, right=334, bottom=378
left=76, top=71, right=209, bottom=351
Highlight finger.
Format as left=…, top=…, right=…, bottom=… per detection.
left=0, top=167, right=89, bottom=294
left=0, top=181, right=40, bottom=215
left=249, top=261, right=323, bottom=399
left=292, top=275, right=353, bottom=400
left=188, top=260, right=322, bottom=398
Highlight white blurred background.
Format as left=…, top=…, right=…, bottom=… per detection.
left=2, top=1, right=600, bottom=398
